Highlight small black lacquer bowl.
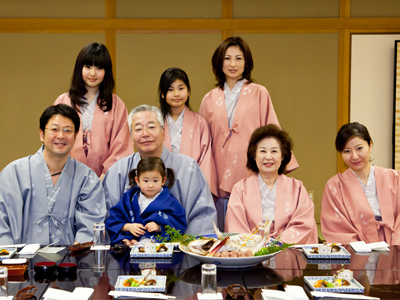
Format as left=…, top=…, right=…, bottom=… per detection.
left=57, top=262, right=77, bottom=274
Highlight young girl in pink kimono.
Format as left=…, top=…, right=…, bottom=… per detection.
left=321, top=122, right=400, bottom=245
left=54, top=43, right=133, bottom=180
left=225, top=125, right=317, bottom=244
left=198, top=37, right=298, bottom=229
left=158, top=67, right=217, bottom=196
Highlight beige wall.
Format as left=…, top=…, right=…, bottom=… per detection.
left=1, top=0, right=400, bottom=228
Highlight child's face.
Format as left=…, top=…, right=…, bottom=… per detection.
left=82, top=64, right=105, bottom=90
left=135, top=170, right=167, bottom=199
left=164, top=79, right=190, bottom=112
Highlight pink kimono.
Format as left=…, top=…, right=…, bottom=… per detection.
left=54, top=93, right=133, bottom=177
left=321, top=166, right=400, bottom=245
left=163, top=109, right=218, bottom=196
left=225, top=174, right=318, bottom=244
left=198, top=82, right=299, bottom=198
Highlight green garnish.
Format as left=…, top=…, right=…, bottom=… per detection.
left=254, top=240, right=294, bottom=256
left=155, top=225, right=203, bottom=246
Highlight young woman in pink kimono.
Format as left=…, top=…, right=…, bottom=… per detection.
left=225, top=125, right=318, bottom=244
left=198, top=37, right=298, bottom=228
left=54, top=43, right=133, bottom=180
left=321, top=122, right=400, bottom=245
left=158, top=67, right=217, bottom=196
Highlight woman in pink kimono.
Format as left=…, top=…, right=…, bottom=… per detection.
left=54, top=43, right=133, bottom=179
left=198, top=37, right=298, bottom=228
left=321, top=122, right=400, bottom=245
left=225, top=125, right=318, bottom=244
left=158, top=67, right=217, bottom=196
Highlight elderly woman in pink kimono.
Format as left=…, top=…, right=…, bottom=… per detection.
left=225, top=125, right=318, bottom=244
left=54, top=43, right=133, bottom=180
left=198, top=37, right=298, bottom=229
left=158, top=67, right=217, bottom=196
left=321, top=122, right=400, bottom=245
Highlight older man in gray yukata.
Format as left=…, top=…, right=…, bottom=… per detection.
left=103, top=105, right=217, bottom=238
left=0, top=104, right=106, bottom=245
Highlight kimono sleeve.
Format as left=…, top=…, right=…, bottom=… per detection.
left=142, top=198, right=187, bottom=238
left=176, top=163, right=217, bottom=235
left=321, top=181, right=364, bottom=244
left=101, top=96, right=134, bottom=174
left=105, top=191, right=135, bottom=244
left=389, top=172, right=400, bottom=245
left=0, top=163, right=24, bottom=244
left=277, top=184, right=317, bottom=244
left=74, top=171, right=107, bottom=243
left=225, top=182, right=252, bottom=233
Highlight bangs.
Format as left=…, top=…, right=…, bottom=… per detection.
left=81, top=48, right=110, bottom=70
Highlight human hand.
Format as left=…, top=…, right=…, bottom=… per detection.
left=122, top=239, right=138, bottom=246
left=123, top=223, right=146, bottom=236
left=145, top=222, right=161, bottom=233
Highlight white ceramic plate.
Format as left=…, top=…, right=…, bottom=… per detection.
left=302, top=245, right=351, bottom=259
left=179, top=244, right=280, bottom=268
left=130, top=245, right=173, bottom=258
left=0, top=248, right=17, bottom=261
left=304, top=276, right=364, bottom=293
left=115, top=276, right=166, bottom=292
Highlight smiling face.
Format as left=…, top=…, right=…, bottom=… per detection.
left=135, top=170, right=166, bottom=199
left=40, top=114, right=76, bottom=158
left=341, top=137, right=372, bottom=176
left=164, top=79, right=190, bottom=113
left=131, top=111, right=164, bottom=158
left=255, top=137, right=283, bottom=178
left=222, top=46, right=245, bottom=85
left=82, top=64, right=105, bottom=90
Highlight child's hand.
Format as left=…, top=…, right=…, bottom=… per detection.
left=123, top=223, right=146, bottom=237
left=145, top=222, right=161, bottom=233
left=122, top=239, right=138, bottom=246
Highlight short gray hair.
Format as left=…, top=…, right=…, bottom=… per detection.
left=128, top=105, right=164, bottom=132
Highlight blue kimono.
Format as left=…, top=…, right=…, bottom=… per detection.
left=106, top=186, right=187, bottom=244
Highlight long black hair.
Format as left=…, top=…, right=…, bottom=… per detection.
left=68, top=43, right=114, bottom=113
left=158, top=67, right=191, bottom=119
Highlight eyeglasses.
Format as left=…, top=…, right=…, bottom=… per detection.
left=45, top=127, right=74, bottom=135
left=133, top=124, right=161, bottom=134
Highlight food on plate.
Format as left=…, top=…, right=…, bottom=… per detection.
left=68, top=241, right=94, bottom=252
left=313, top=278, right=351, bottom=288
left=184, top=220, right=293, bottom=257
left=123, top=277, right=141, bottom=287
left=123, top=274, right=157, bottom=287
left=145, top=279, right=157, bottom=286
left=138, top=244, right=169, bottom=253
left=0, top=249, right=9, bottom=256
left=310, top=243, right=341, bottom=254
left=310, top=247, right=319, bottom=254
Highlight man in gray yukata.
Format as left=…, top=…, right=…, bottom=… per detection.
left=0, top=104, right=106, bottom=245
left=103, top=105, right=217, bottom=240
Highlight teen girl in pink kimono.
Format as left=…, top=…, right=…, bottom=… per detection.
left=54, top=43, right=133, bottom=179
left=198, top=37, right=298, bottom=229
left=158, top=67, right=217, bottom=196
left=225, top=125, right=317, bottom=244
left=321, top=122, right=400, bottom=245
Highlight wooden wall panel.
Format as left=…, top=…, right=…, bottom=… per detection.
left=116, top=0, right=222, bottom=19
left=116, top=33, right=221, bottom=112
left=0, top=33, right=105, bottom=170
left=351, top=0, right=400, bottom=17
left=233, top=0, right=340, bottom=18
left=241, top=33, right=339, bottom=222
left=0, top=0, right=104, bottom=18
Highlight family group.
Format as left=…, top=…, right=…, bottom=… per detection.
left=1, top=36, right=399, bottom=247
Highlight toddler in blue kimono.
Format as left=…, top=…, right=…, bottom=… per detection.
left=106, top=157, right=187, bottom=245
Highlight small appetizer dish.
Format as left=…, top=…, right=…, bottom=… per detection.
left=304, top=276, right=364, bottom=293
left=115, top=275, right=166, bottom=292
left=130, top=243, right=173, bottom=258
left=57, top=262, right=77, bottom=274
left=302, top=244, right=351, bottom=259
left=0, top=258, right=29, bottom=276
left=0, top=248, right=17, bottom=261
